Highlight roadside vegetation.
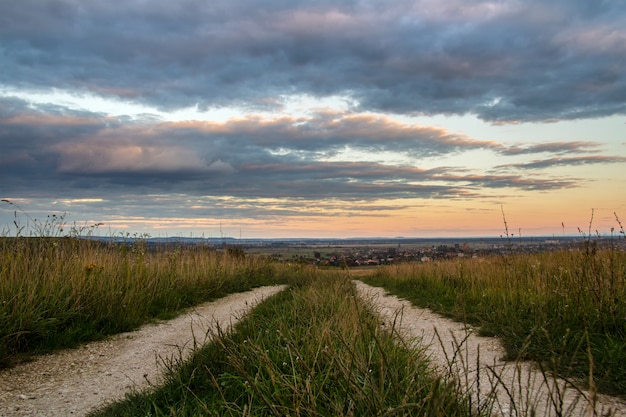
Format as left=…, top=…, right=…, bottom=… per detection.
left=93, top=273, right=480, bottom=417
left=0, top=233, right=293, bottom=366
left=362, top=229, right=626, bottom=398
left=2, top=202, right=625, bottom=414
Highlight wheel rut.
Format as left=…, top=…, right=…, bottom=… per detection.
left=0, top=285, right=286, bottom=417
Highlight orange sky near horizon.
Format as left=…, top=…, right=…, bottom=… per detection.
left=1, top=1, right=625, bottom=239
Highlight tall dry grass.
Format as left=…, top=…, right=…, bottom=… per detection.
left=0, top=236, right=288, bottom=366
left=363, top=244, right=626, bottom=397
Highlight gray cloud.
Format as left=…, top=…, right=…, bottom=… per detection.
left=158, top=112, right=505, bottom=160
left=0, top=97, right=592, bottom=205
left=497, top=155, right=626, bottom=170
left=501, top=141, right=601, bottom=156
left=1, top=0, right=625, bottom=121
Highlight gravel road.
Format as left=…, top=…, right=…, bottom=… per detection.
left=0, top=285, right=286, bottom=417
left=354, top=280, right=626, bottom=417
left=2, top=281, right=624, bottom=417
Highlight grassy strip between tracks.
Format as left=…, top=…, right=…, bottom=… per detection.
left=92, top=273, right=480, bottom=417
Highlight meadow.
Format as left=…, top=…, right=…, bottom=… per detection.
left=1, top=207, right=625, bottom=415
left=362, top=239, right=626, bottom=398
left=93, top=273, right=478, bottom=416
left=0, top=236, right=291, bottom=366
left=89, top=242, right=626, bottom=416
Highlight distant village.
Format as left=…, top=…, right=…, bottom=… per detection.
left=98, top=234, right=626, bottom=267
left=248, top=235, right=626, bottom=267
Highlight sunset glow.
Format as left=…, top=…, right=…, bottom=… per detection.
left=1, top=0, right=625, bottom=238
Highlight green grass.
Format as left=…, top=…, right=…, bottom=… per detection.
left=362, top=247, right=626, bottom=397
left=3, top=203, right=624, bottom=413
left=0, top=236, right=291, bottom=366
left=92, top=273, right=480, bottom=417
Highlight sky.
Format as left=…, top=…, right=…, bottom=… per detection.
left=1, top=0, right=625, bottom=239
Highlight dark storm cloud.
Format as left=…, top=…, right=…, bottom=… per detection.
left=431, top=173, right=578, bottom=191
left=0, top=98, right=227, bottom=200
left=1, top=0, right=625, bottom=121
left=188, top=198, right=413, bottom=220
left=227, top=161, right=574, bottom=197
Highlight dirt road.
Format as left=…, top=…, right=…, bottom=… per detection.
left=354, top=281, right=626, bottom=417
left=2, top=281, right=625, bottom=416
left=0, top=285, right=286, bottom=417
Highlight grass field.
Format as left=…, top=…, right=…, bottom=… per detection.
left=0, top=236, right=292, bottom=366
left=2, top=207, right=625, bottom=414
left=92, top=273, right=480, bottom=416
left=362, top=245, right=626, bottom=398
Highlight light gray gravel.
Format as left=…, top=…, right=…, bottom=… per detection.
left=2, top=281, right=624, bottom=417
left=0, top=285, right=286, bottom=417
left=354, top=280, right=626, bottom=417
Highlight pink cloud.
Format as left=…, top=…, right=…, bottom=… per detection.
left=54, top=141, right=211, bottom=174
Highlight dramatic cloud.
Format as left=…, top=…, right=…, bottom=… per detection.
left=1, top=98, right=593, bottom=205
left=1, top=0, right=625, bottom=237
left=1, top=0, right=625, bottom=122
